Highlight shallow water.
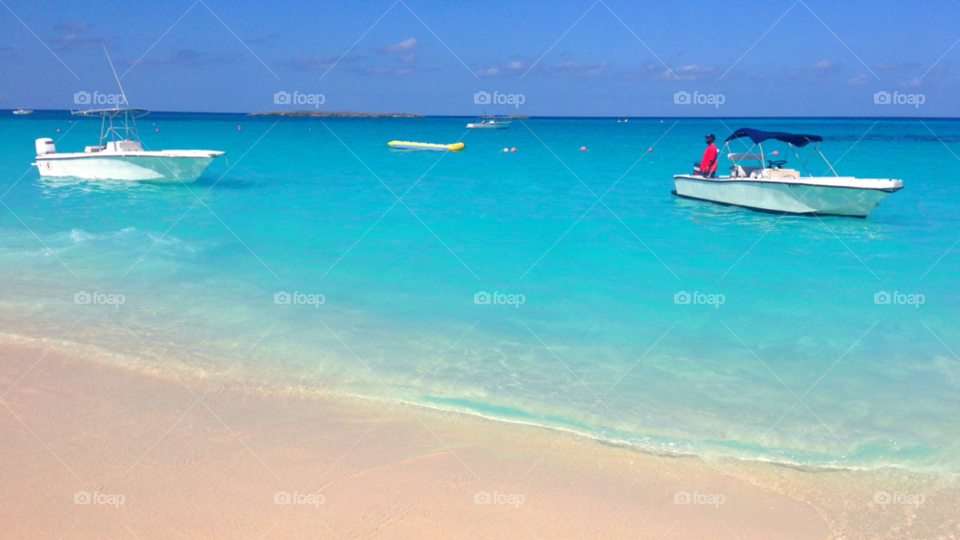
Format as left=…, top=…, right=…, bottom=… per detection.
left=2, top=112, right=959, bottom=474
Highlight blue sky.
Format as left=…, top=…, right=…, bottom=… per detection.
left=0, top=0, right=958, bottom=116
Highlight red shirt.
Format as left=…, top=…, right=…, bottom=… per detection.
left=700, top=143, right=718, bottom=173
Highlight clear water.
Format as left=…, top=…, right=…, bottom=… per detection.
left=2, top=111, right=959, bottom=474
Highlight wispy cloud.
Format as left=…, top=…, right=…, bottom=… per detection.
left=625, top=62, right=718, bottom=81
left=539, top=60, right=610, bottom=77
left=397, top=53, right=416, bottom=63
left=374, top=37, right=418, bottom=54
left=287, top=54, right=364, bottom=71
left=847, top=74, right=870, bottom=85
left=474, top=60, right=528, bottom=77
left=779, top=60, right=841, bottom=82
left=801, top=60, right=841, bottom=74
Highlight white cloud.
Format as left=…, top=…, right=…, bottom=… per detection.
left=847, top=74, right=870, bottom=85
left=375, top=38, right=418, bottom=54
left=802, top=60, right=840, bottom=73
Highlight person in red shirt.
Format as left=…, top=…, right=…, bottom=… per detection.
left=699, top=134, right=718, bottom=178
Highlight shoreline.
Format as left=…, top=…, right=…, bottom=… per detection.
left=1, top=330, right=956, bottom=480
left=2, top=334, right=958, bottom=538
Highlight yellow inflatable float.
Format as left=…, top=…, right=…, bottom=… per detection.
left=387, top=140, right=465, bottom=151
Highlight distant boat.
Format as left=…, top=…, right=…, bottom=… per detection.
left=466, top=115, right=510, bottom=129
left=672, top=128, right=902, bottom=217
left=13, top=108, right=32, bottom=115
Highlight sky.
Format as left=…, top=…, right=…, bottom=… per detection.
left=0, top=0, right=958, bottom=116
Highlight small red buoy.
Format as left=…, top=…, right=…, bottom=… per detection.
left=580, top=146, right=586, bottom=151
left=237, top=125, right=242, bottom=131
left=57, top=129, right=61, bottom=132
left=771, top=150, right=779, bottom=155
left=510, top=147, right=516, bottom=152
left=648, top=148, right=652, bottom=152
left=155, top=128, right=159, bottom=132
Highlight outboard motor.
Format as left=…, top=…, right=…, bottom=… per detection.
left=35, top=138, right=56, bottom=156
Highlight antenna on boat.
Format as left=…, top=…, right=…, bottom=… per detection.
left=102, top=43, right=129, bottom=108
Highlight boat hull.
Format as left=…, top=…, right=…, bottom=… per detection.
left=672, top=175, right=900, bottom=217
left=35, top=154, right=219, bottom=183
left=466, top=123, right=508, bottom=129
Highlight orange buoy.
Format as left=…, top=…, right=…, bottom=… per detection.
left=56, top=129, right=61, bottom=132
left=580, top=146, right=586, bottom=151
left=648, top=148, right=652, bottom=152
left=156, top=128, right=159, bottom=132
left=510, top=147, right=516, bottom=152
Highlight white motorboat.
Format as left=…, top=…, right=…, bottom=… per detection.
left=466, top=115, right=511, bottom=129
left=34, top=107, right=224, bottom=183
left=672, top=128, right=902, bottom=217
left=33, top=45, right=223, bottom=183
left=13, top=108, right=33, bottom=115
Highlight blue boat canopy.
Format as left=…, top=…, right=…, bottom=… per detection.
left=725, top=128, right=822, bottom=148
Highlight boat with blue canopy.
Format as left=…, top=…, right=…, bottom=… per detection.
left=672, top=127, right=902, bottom=217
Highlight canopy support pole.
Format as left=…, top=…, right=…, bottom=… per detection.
left=791, top=144, right=814, bottom=177
left=817, top=146, right=840, bottom=177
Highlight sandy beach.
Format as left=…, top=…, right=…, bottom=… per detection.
left=1, top=335, right=957, bottom=540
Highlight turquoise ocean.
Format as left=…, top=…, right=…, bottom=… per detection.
left=2, top=112, right=959, bottom=475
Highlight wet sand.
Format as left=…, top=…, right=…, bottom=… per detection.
left=1, top=336, right=957, bottom=539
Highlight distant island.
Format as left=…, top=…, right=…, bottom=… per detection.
left=248, top=111, right=529, bottom=119
left=249, top=111, right=424, bottom=117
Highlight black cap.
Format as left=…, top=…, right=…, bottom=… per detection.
left=705, top=133, right=715, bottom=140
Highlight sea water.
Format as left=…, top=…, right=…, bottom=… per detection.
left=2, top=112, right=959, bottom=474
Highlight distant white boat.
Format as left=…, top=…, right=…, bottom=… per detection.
left=35, top=108, right=224, bottom=183
left=672, top=128, right=902, bottom=218
left=467, top=115, right=510, bottom=129
left=13, top=108, right=32, bottom=115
